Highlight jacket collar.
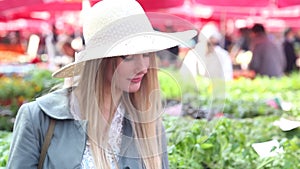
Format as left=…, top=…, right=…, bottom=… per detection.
left=36, top=88, right=74, bottom=120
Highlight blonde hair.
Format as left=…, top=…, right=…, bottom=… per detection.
left=73, top=53, right=163, bottom=169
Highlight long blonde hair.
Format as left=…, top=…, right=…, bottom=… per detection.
left=73, top=53, right=163, bottom=169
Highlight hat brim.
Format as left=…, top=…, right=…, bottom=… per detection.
left=52, top=30, right=197, bottom=78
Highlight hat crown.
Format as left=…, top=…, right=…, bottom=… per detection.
left=83, top=0, right=146, bottom=43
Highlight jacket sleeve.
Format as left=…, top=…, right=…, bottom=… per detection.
left=7, top=103, right=41, bottom=169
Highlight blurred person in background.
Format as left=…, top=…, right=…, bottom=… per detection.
left=283, top=28, right=297, bottom=74
left=55, top=36, right=76, bottom=68
left=232, top=27, right=251, bottom=52
left=237, top=27, right=251, bottom=51
left=248, top=23, right=286, bottom=77
left=55, top=35, right=78, bottom=88
left=229, top=27, right=251, bottom=68
left=223, top=33, right=233, bottom=52
left=203, top=32, right=233, bottom=81
left=180, top=30, right=233, bottom=82
left=0, top=30, right=10, bottom=44
left=294, top=29, right=300, bottom=57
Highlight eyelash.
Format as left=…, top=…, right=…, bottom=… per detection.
left=120, top=53, right=152, bottom=61
left=143, top=53, right=151, bottom=57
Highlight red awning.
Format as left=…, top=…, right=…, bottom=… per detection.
left=278, top=0, right=300, bottom=8
left=0, top=0, right=82, bottom=21
left=1, top=0, right=299, bottom=29
left=0, top=0, right=43, bottom=11
left=194, top=0, right=269, bottom=8
left=194, top=0, right=300, bottom=8
left=0, top=0, right=185, bottom=21
left=137, top=0, right=185, bottom=10
left=89, top=0, right=185, bottom=10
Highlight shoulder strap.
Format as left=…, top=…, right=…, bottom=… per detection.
left=38, top=118, right=56, bottom=169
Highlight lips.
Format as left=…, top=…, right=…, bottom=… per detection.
left=130, top=76, right=143, bottom=83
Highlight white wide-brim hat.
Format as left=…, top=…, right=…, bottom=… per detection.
left=52, top=0, right=197, bottom=78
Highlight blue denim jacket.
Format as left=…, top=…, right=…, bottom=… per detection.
left=7, top=88, right=169, bottom=169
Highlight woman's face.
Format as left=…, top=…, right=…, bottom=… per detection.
left=106, top=53, right=151, bottom=93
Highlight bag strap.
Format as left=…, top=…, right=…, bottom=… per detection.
left=38, top=118, right=56, bottom=169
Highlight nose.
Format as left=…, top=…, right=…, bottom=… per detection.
left=134, top=54, right=148, bottom=74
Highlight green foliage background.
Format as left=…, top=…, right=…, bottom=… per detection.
left=0, top=69, right=63, bottom=131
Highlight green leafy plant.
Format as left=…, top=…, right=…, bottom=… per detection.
left=0, top=69, right=63, bottom=131
left=158, top=70, right=300, bottom=119
left=0, top=131, right=11, bottom=167
left=163, top=115, right=300, bottom=169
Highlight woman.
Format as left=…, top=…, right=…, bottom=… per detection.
left=204, top=33, right=233, bottom=81
left=7, top=0, right=196, bottom=168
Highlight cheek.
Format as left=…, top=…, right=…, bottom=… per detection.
left=113, top=63, right=132, bottom=87
left=115, top=63, right=133, bottom=78
left=145, top=57, right=150, bottom=67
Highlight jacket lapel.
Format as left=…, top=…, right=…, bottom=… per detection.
left=119, top=117, right=135, bottom=156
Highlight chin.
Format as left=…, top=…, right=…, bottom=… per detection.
left=127, top=84, right=142, bottom=93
